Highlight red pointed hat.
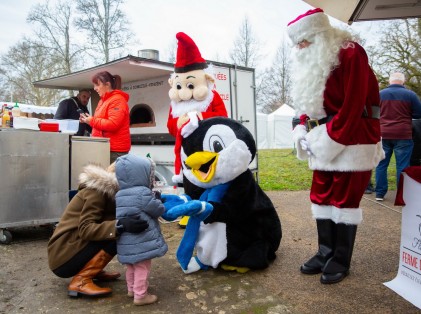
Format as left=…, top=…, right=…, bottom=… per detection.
left=287, top=8, right=332, bottom=44
left=174, top=32, right=208, bottom=73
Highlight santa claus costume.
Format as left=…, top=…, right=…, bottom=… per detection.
left=287, top=8, right=384, bottom=284
left=167, top=32, right=228, bottom=183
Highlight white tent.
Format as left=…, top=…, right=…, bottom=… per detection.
left=267, top=104, right=295, bottom=149
left=256, top=111, right=269, bottom=149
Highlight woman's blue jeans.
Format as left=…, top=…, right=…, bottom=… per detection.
left=375, top=139, right=414, bottom=198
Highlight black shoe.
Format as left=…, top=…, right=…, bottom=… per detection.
left=320, top=271, right=349, bottom=284
left=300, top=263, right=323, bottom=274
left=364, top=189, right=372, bottom=194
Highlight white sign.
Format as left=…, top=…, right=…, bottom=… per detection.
left=384, top=173, right=421, bottom=309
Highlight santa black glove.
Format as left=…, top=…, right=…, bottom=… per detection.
left=116, top=217, right=149, bottom=234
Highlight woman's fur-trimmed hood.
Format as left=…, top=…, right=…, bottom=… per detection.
left=78, top=164, right=119, bottom=199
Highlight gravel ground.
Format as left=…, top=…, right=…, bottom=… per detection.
left=1, top=190, right=419, bottom=314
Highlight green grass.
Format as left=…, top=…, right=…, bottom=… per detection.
left=257, top=149, right=397, bottom=191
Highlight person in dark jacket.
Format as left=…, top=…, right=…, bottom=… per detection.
left=375, top=72, right=421, bottom=201
left=410, top=119, right=421, bottom=166
left=47, top=163, right=148, bottom=297
left=115, top=154, right=168, bottom=306
left=54, top=89, right=92, bottom=136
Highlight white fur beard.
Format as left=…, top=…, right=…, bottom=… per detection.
left=291, top=31, right=351, bottom=119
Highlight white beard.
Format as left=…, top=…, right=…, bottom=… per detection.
left=291, top=29, right=353, bottom=119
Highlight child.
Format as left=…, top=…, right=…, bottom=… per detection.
left=115, top=154, right=168, bottom=306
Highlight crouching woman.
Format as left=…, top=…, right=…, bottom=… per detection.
left=47, top=163, right=148, bottom=297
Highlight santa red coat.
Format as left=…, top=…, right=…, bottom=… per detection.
left=293, top=42, right=383, bottom=172
left=292, top=42, right=384, bottom=224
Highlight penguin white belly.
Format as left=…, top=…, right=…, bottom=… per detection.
left=196, top=222, right=227, bottom=268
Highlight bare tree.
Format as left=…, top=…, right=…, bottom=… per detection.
left=229, top=16, right=261, bottom=68
left=258, top=40, right=292, bottom=113
left=367, top=18, right=421, bottom=95
left=0, top=38, right=64, bottom=106
left=27, top=1, right=85, bottom=74
left=75, top=0, right=137, bottom=63
left=164, top=38, right=177, bottom=64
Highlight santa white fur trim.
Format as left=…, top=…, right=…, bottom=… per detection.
left=292, top=124, right=308, bottom=160
left=306, top=124, right=345, bottom=164
left=287, top=10, right=333, bottom=45
left=311, top=203, right=363, bottom=225
left=305, top=124, right=384, bottom=171
left=172, top=173, right=183, bottom=184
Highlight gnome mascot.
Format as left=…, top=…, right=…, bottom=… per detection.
left=167, top=32, right=228, bottom=185
left=287, top=9, right=383, bottom=284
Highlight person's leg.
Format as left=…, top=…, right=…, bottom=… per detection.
left=126, top=264, right=135, bottom=297
left=394, top=139, right=414, bottom=187
left=321, top=223, right=357, bottom=284
left=375, top=139, right=393, bottom=199
left=54, top=241, right=118, bottom=297
left=320, top=171, right=370, bottom=284
left=53, top=240, right=116, bottom=278
left=301, top=171, right=335, bottom=274
left=300, top=219, right=335, bottom=274
left=133, top=260, right=157, bottom=306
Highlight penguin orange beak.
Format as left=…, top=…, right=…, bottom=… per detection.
left=185, top=151, right=219, bottom=183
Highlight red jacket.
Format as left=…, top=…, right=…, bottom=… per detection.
left=90, top=90, right=131, bottom=152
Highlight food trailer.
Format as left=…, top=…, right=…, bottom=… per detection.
left=33, top=54, right=258, bottom=192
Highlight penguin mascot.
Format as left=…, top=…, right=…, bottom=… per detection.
left=162, top=117, right=282, bottom=273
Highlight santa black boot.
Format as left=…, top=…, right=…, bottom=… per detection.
left=300, top=219, right=335, bottom=274
left=320, top=223, right=357, bottom=284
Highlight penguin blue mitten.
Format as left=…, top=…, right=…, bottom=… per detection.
left=161, top=194, right=191, bottom=221
left=176, top=201, right=213, bottom=273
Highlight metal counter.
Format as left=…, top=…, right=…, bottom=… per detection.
left=0, top=130, right=69, bottom=231
left=0, top=130, right=110, bottom=244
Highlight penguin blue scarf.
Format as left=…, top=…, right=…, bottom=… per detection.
left=162, top=182, right=230, bottom=272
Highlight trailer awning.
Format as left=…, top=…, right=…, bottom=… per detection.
left=33, top=55, right=174, bottom=90
left=302, top=0, right=421, bottom=24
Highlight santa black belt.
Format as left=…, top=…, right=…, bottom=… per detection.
left=306, top=106, right=380, bottom=131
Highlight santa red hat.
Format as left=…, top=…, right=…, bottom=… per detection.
left=174, top=32, right=208, bottom=73
left=287, top=8, right=332, bottom=45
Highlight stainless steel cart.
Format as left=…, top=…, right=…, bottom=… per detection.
left=0, top=130, right=110, bottom=244
left=0, top=130, right=69, bottom=244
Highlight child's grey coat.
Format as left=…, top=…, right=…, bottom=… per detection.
left=115, top=154, right=168, bottom=265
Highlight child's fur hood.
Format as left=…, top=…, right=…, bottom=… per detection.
left=78, top=164, right=119, bottom=199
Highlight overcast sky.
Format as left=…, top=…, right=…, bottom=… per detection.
left=0, top=0, right=378, bottom=68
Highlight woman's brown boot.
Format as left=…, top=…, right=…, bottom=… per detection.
left=68, top=250, right=115, bottom=297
